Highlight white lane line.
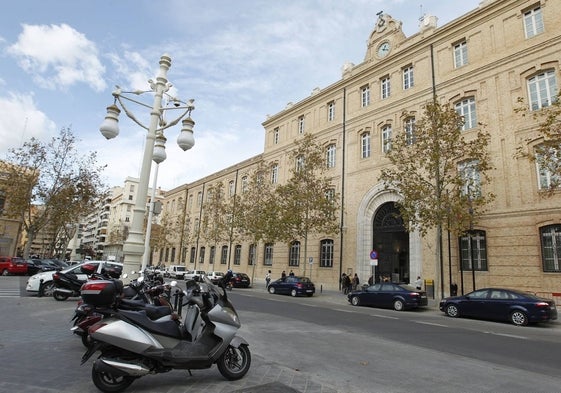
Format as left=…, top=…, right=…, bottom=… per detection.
left=414, top=321, right=449, bottom=328
left=370, top=314, right=399, bottom=320
left=483, top=331, right=528, bottom=340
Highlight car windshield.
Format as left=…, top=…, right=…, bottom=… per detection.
left=176, top=267, right=186, bottom=271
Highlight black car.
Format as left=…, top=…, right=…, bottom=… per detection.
left=26, top=259, right=58, bottom=276
left=267, top=276, right=315, bottom=297
left=347, top=283, right=428, bottom=311
left=439, top=287, right=558, bottom=326
left=230, top=272, right=251, bottom=288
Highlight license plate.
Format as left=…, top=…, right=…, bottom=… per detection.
left=306, top=289, right=313, bottom=292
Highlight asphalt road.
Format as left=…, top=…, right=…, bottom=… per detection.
left=1, top=276, right=561, bottom=393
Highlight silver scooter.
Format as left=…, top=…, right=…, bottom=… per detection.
left=80, top=275, right=251, bottom=392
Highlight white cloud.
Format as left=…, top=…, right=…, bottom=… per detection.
left=7, top=23, right=106, bottom=92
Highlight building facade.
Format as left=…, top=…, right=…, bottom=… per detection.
left=155, top=0, right=561, bottom=299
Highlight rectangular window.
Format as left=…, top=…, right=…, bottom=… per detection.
left=320, top=239, right=334, bottom=267
left=220, top=245, right=228, bottom=264
left=328, top=101, right=335, bottom=121
left=273, top=127, right=279, bottom=144
left=264, top=243, right=273, bottom=266
left=524, top=6, right=544, bottom=38
left=361, top=85, right=370, bottom=107
left=381, top=77, right=390, bottom=99
left=199, top=247, right=205, bottom=264
left=326, top=144, right=336, bottom=168
left=455, top=97, right=477, bottom=130
left=271, top=164, right=278, bottom=184
left=404, top=117, right=416, bottom=145
left=209, top=246, right=215, bottom=264
left=541, top=225, right=561, bottom=271
left=454, top=41, right=468, bottom=68
left=197, top=191, right=202, bottom=207
left=459, top=160, right=481, bottom=196
left=234, top=245, right=241, bottom=265
left=528, top=70, right=558, bottom=111
left=536, top=146, right=561, bottom=190
left=382, top=125, right=392, bottom=153
left=298, top=116, right=305, bottom=134
left=403, top=65, right=414, bottom=90
left=459, top=231, right=488, bottom=271
left=289, top=242, right=300, bottom=266
left=361, top=132, right=371, bottom=159
left=248, top=244, right=256, bottom=265
left=189, top=247, right=196, bottom=264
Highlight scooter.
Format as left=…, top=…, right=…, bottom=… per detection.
left=53, top=264, right=121, bottom=301
left=80, top=275, right=250, bottom=392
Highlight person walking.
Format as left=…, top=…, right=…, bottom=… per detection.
left=352, top=273, right=360, bottom=290
left=415, top=276, right=422, bottom=290
left=265, top=270, right=271, bottom=289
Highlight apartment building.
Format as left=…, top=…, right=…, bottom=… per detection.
left=157, top=0, right=561, bottom=298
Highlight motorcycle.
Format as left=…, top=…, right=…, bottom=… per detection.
left=80, top=275, right=251, bottom=392
left=53, top=264, right=121, bottom=301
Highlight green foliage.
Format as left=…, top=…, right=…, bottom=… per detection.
left=380, top=100, right=494, bottom=236
left=4, top=127, right=107, bottom=257
left=515, top=92, right=561, bottom=194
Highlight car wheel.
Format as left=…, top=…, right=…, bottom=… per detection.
left=41, top=281, right=56, bottom=297
left=291, top=289, right=297, bottom=297
left=446, top=304, right=460, bottom=318
left=510, top=310, right=528, bottom=326
left=393, top=299, right=405, bottom=311
left=268, top=286, right=276, bottom=294
left=351, top=296, right=360, bottom=306
left=2, top=269, right=9, bottom=276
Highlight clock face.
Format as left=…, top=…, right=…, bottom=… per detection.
left=377, top=42, right=391, bottom=58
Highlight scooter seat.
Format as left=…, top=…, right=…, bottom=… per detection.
left=118, top=309, right=182, bottom=339
left=119, top=299, right=172, bottom=320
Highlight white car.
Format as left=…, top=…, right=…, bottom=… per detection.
left=184, top=270, right=207, bottom=281
left=26, top=260, right=123, bottom=296
left=207, top=271, right=224, bottom=284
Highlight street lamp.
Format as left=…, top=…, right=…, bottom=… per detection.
left=99, top=54, right=195, bottom=281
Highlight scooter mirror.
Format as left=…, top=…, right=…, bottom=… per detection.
left=121, top=273, right=128, bottom=279
left=170, top=280, right=177, bottom=287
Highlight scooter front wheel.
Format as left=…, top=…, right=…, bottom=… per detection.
left=217, top=344, right=251, bottom=380
left=92, top=365, right=135, bottom=393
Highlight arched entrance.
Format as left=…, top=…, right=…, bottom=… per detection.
left=372, top=202, right=409, bottom=284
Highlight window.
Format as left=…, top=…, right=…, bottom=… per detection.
left=128, top=195, right=133, bottom=201
left=289, top=241, right=300, bottom=266
left=381, top=76, right=390, bottom=99
left=264, top=243, right=273, bottom=266
left=361, top=85, right=370, bottom=107
left=197, top=191, right=202, bottom=207
left=361, top=132, right=371, bottom=158
left=209, top=246, right=215, bottom=264
left=199, top=247, right=205, bottom=264
left=328, top=101, right=335, bottom=121
left=382, top=125, right=392, bottom=153
left=527, top=70, right=558, bottom=111
left=298, top=115, right=305, bottom=134
left=234, top=245, right=241, bottom=265
left=325, top=188, right=335, bottom=203
left=455, top=97, right=477, bottom=130
left=535, top=146, right=561, bottom=190
left=248, top=244, right=256, bottom=265
left=271, top=164, right=279, bottom=184
left=220, top=245, right=228, bottom=264
left=190, top=247, right=196, bottom=264
left=170, top=247, right=176, bottom=263
left=523, top=6, right=544, bottom=38
left=404, top=117, right=416, bottom=145
left=326, top=144, right=336, bottom=168
left=403, top=65, right=414, bottom=90
left=320, top=239, right=334, bottom=267
left=459, top=160, right=481, bottom=196
left=188, top=194, right=193, bottom=209
left=459, top=230, right=488, bottom=271
left=296, top=155, right=305, bottom=172
left=241, top=176, right=248, bottom=193
left=541, top=225, right=561, bottom=272
left=454, top=41, right=468, bottom=68
left=273, top=127, right=279, bottom=144
left=228, top=181, right=235, bottom=197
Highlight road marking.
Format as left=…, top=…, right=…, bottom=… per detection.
left=483, top=331, right=528, bottom=340
left=0, top=289, right=20, bottom=297
left=370, top=314, right=399, bottom=320
left=415, top=321, right=449, bottom=328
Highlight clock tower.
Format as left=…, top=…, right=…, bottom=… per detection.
left=364, top=12, right=406, bottom=62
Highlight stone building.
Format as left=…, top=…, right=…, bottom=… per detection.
left=159, top=0, right=561, bottom=299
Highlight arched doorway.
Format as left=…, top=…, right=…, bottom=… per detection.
left=372, top=202, right=409, bottom=284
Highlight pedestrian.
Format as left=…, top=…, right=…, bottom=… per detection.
left=352, top=273, right=360, bottom=290
left=281, top=270, right=286, bottom=280
left=415, top=276, right=422, bottom=290
left=343, top=274, right=352, bottom=294
left=289, top=270, right=294, bottom=277
left=265, top=270, right=271, bottom=288
left=368, top=275, right=373, bottom=286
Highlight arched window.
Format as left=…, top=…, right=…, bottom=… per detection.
left=234, top=245, right=242, bottom=265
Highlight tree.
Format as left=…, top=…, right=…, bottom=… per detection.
left=379, top=100, right=494, bottom=297
left=515, top=92, right=561, bottom=193
left=201, top=182, right=231, bottom=264
left=4, top=127, right=107, bottom=258
left=275, top=133, right=341, bottom=276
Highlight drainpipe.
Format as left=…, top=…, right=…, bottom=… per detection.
left=338, top=87, right=347, bottom=289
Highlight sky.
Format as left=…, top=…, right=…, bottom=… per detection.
left=0, top=0, right=482, bottom=191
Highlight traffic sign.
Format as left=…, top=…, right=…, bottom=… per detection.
left=370, top=250, right=378, bottom=260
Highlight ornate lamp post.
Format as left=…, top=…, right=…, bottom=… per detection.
left=99, top=54, right=195, bottom=281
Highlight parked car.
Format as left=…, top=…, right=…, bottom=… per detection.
left=347, top=283, right=428, bottom=311
left=207, top=271, right=224, bottom=285
left=0, top=256, right=28, bottom=276
left=184, top=270, right=207, bottom=281
left=439, top=287, right=558, bottom=326
left=26, top=260, right=123, bottom=296
left=230, top=272, right=251, bottom=288
left=167, top=265, right=187, bottom=279
left=26, top=259, right=58, bottom=276
left=267, top=276, right=314, bottom=296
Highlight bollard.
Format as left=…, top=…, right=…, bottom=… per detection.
left=38, top=279, right=44, bottom=297
left=320, top=284, right=323, bottom=294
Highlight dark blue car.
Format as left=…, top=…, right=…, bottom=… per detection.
left=347, top=283, right=428, bottom=311
left=268, top=276, right=315, bottom=297
left=439, top=287, right=558, bottom=326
